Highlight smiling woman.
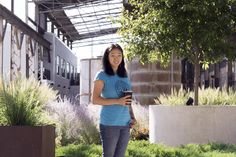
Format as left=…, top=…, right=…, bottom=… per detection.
left=108, top=48, right=123, bottom=71
left=91, top=44, right=136, bottom=157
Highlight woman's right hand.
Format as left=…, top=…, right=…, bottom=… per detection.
left=118, top=95, right=132, bottom=106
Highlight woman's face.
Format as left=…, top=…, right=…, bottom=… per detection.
left=108, top=48, right=123, bottom=71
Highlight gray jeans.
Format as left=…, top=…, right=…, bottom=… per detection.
left=99, top=124, right=130, bottom=157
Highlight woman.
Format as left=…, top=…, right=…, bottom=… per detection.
left=92, top=44, right=136, bottom=157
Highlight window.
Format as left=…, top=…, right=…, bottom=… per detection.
left=61, top=59, right=66, bottom=77
left=71, top=65, right=74, bottom=79
left=43, top=48, right=51, bottom=63
left=54, top=26, right=58, bottom=36
left=1, top=0, right=11, bottom=10
left=67, top=62, right=70, bottom=79
left=75, top=68, right=78, bottom=80
left=56, top=56, right=60, bottom=75
left=47, top=17, right=51, bottom=32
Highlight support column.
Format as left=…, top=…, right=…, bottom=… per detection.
left=34, top=42, right=39, bottom=79
left=70, top=41, right=72, bottom=50
left=26, top=37, right=38, bottom=79
left=38, top=45, right=43, bottom=81
left=11, top=26, right=22, bottom=80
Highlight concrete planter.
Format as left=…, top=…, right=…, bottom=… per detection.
left=149, top=105, right=236, bottom=146
left=0, top=125, right=55, bottom=157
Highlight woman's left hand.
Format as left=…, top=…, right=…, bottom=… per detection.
left=129, top=118, right=137, bottom=128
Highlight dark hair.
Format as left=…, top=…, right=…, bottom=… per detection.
left=102, top=44, right=127, bottom=77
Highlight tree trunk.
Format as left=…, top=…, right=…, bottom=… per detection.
left=194, top=58, right=200, bottom=106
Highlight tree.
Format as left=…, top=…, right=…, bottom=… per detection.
left=118, top=0, right=236, bottom=105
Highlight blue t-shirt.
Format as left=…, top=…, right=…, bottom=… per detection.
left=94, top=70, right=132, bottom=126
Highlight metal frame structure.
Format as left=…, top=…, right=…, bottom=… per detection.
left=31, top=0, right=124, bottom=48
left=0, top=3, right=50, bottom=79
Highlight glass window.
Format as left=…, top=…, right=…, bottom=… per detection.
left=47, top=17, right=51, bottom=33
left=54, top=26, right=58, bottom=36
left=75, top=68, right=78, bottom=80
left=1, top=0, right=11, bottom=11
left=56, top=56, right=60, bottom=75
left=28, top=2, right=36, bottom=30
left=43, top=48, right=51, bottom=63
left=71, top=65, right=74, bottom=79
left=61, top=58, right=66, bottom=77
left=14, top=0, right=26, bottom=22
left=67, top=62, right=70, bottom=79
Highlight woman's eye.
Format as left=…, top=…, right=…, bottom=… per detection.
left=110, top=54, right=122, bottom=58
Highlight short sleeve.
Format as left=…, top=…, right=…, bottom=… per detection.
left=94, top=71, right=106, bottom=82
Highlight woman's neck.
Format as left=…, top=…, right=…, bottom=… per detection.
left=112, top=67, right=118, bottom=74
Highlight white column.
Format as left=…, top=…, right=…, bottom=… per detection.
left=34, top=42, right=39, bottom=79
left=38, top=45, right=44, bottom=81
left=10, top=26, right=21, bottom=80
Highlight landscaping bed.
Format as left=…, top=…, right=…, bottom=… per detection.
left=56, top=140, right=236, bottom=157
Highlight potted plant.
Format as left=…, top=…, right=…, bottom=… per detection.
left=149, top=88, right=236, bottom=146
left=0, top=76, right=57, bottom=157
left=118, top=0, right=236, bottom=147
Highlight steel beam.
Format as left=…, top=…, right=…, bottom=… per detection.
left=76, top=27, right=118, bottom=40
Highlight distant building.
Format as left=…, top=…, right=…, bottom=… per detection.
left=182, top=59, right=236, bottom=90
left=43, top=32, right=79, bottom=97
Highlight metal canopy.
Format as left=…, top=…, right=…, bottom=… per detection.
left=32, top=0, right=123, bottom=46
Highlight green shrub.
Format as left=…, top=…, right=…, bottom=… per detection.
left=0, top=77, right=57, bottom=126
left=56, top=141, right=236, bottom=157
left=155, top=87, right=236, bottom=106
left=56, top=144, right=102, bottom=157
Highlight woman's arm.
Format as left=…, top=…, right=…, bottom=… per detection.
left=129, top=105, right=137, bottom=128
left=91, top=80, right=131, bottom=106
left=129, top=105, right=135, bottom=119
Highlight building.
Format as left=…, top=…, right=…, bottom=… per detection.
left=0, top=0, right=124, bottom=100
left=182, top=59, right=236, bottom=90
left=0, top=1, right=79, bottom=97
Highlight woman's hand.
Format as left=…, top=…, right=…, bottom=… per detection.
left=118, top=95, right=132, bottom=106
left=129, top=118, right=137, bottom=128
